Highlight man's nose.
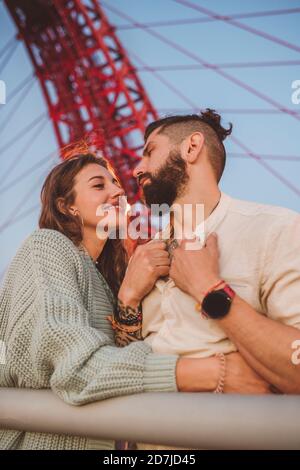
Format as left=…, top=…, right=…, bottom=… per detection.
left=133, top=160, right=146, bottom=179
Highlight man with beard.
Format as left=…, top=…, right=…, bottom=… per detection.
left=114, top=109, right=300, bottom=450
left=131, top=107, right=300, bottom=388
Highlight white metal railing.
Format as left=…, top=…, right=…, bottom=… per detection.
left=0, top=388, right=300, bottom=449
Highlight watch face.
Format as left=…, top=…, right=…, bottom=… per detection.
left=202, top=289, right=232, bottom=319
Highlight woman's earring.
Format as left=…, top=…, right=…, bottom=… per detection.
left=74, top=210, right=84, bottom=227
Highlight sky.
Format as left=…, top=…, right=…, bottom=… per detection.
left=0, top=0, right=300, bottom=280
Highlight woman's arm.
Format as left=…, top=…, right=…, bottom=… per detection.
left=25, top=230, right=178, bottom=405
left=109, top=239, right=170, bottom=346
left=107, top=298, right=143, bottom=347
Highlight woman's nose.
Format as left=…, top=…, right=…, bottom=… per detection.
left=110, top=185, right=125, bottom=200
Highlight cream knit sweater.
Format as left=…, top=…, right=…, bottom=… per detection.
left=0, top=229, right=179, bottom=450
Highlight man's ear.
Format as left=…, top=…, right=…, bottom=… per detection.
left=182, top=132, right=205, bottom=164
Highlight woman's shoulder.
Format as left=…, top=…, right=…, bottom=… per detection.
left=1, top=229, right=89, bottom=304
left=29, top=228, right=74, bottom=245
left=23, top=228, right=81, bottom=262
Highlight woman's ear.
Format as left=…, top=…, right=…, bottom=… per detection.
left=56, top=197, right=71, bottom=216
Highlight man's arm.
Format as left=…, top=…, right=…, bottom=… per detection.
left=170, top=219, right=300, bottom=394
left=218, top=296, right=300, bottom=394
left=216, top=216, right=300, bottom=394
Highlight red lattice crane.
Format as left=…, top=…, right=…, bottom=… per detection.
left=5, top=0, right=158, bottom=201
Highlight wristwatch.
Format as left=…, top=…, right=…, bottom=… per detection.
left=201, top=284, right=235, bottom=319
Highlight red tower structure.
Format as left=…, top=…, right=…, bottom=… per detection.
left=5, top=0, right=158, bottom=201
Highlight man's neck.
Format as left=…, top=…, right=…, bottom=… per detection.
left=171, top=186, right=221, bottom=237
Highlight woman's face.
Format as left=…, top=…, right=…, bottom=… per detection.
left=70, top=163, right=127, bottom=236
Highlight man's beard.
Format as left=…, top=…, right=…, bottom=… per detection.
left=141, top=149, right=189, bottom=209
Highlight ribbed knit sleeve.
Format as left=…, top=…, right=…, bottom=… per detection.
left=27, top=230, right=178, bottom=405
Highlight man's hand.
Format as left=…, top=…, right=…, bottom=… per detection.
left=170, top=233, right=221, bottom=302
left=224, top=352, right=273, bottom=394
left=118, top=240, right=170, bottom=307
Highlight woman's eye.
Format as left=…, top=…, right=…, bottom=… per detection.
left=94, top=184, right=104, bottom=189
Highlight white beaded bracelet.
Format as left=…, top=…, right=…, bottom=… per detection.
left=214, top=353, right=226, bottom=393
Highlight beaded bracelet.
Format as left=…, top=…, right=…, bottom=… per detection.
left=214, top=353, right=226, bottom=394
left=114, top=299, right=143, bottom=326
left=106, top=315, right=142, bottom=334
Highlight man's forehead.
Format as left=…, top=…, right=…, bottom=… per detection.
left=144, top=126, right=167, bottom=148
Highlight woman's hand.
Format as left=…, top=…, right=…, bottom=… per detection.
left=118, top=240, right=170, bottom=307
left=176, top=352, right=272, bottom=394
left=169, top=233, right=221, bottom=302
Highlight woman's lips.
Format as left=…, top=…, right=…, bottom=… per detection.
left=101, top=197, right=128, bottom=214
left=101, top=204, right=119, bottom=211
